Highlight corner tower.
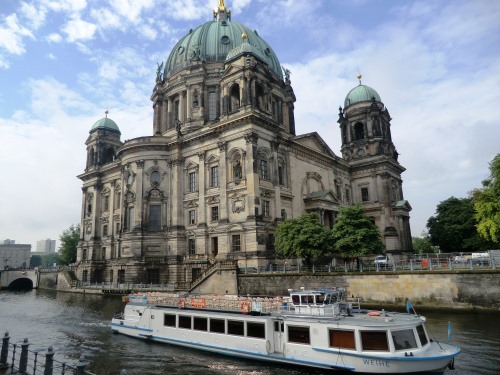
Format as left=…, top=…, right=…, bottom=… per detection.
left=338, top=74, right=412, bottom=252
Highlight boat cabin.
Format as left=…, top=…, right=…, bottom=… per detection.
left=289, top=288, right=349, bottom=316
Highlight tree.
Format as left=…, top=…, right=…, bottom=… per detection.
left=426, top=197, right=493, bottom=253
left=30, top=255, right=42, bottom=268
left=332, top=205, right=385, bottom=262
left=40, top=252, right=62, bottom=267
left=470, top=153, right=500, bottom=246
left=59, top=224, right=81, bottom=265
left=412, top=237, right=433, bottom=254
left=275, top=212, right=334, bottom=264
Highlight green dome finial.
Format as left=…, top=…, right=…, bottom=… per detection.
left=90, top=111, right=121, bottom=135
left=344, top=76, right=382, bottom=108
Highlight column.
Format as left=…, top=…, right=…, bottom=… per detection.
left=198, top=152, right=207, bottom=225
left=244, top=131, right=259, bottom=218
left=161, top=98, right=168, bottom=133
left=186, top=86, right=192, bottom=121
left=218, top=141, right=228, bottom=222
left=134, top=161, right=144, bottom=229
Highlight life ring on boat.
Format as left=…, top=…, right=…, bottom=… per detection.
left=240, top=301, right=251, bottom=314
left=178, top=298, right=186, bottom=309
left=367, top=311, right=381, bottom=316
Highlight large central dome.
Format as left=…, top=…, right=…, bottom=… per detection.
left=164, top=2, right=282, bottom=80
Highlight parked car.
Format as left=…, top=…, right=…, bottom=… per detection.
left=453, top=255, right=469, bottom=263
left=374, top=255, right=392, bottom=268
left=472, top=256, right=490, bottom=266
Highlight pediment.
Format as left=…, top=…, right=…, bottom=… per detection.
left=293, top=132, right=336, bottom=158
left=304, top=189, right=338, bottom=203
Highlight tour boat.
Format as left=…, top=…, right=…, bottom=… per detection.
left=111, top=288, right=460, bottom=373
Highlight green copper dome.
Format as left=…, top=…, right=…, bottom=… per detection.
left=344, top=84, right=382, bottom=108
left=225, top=36, right=264, bottom=62
left=164, top=4, right=282, bottom=79
left=90, top=114, right=121, bottom=135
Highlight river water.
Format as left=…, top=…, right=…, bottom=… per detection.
left=0, top=289, right=498, bottom=375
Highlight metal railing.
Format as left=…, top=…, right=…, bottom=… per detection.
left=238, top=255, right=497, bottom=275
left=0, top=332, right=100, bottom=375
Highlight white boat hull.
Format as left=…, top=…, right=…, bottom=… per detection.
left=111, top=302, right=460, bottom=374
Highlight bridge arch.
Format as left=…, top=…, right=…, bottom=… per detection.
left=8, top=277, right=34, bottom=290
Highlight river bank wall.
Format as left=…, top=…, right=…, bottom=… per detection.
left=38, top=269, right=500, bottom=311
left=237, top=270, right=500, bottom=311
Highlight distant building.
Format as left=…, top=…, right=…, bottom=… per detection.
left=36, top=239, right=56, bottom=253
left=0, top=240, right=31, bottom=269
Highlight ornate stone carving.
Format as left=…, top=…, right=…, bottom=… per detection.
left=217, top=140, right=227, bottom=152
left=244, top=131, right=258, bottom=145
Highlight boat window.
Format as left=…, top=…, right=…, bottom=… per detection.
left=292, top=295, right=300, bottom=305
left=392, top=329, right=418, bottom=350
left=329, top=329, right=356, bottom=350
left=416, top=325, right=428, bottom=346
left=247, top=322, right=265, bottom=339
left=209, top=318, right=225, bottom=334
left=228, top=320, right=244, bottom=336
left=274, top=321, right=284, bottom=332
left=178, top=315, right=192, bottom=329
left=360, top=331, right=389, bottom=351
left=193, top=316, right=208, bottom=331
left=288, top=325, right=310, bottom=344
left=164, top=313, right=176, bottom=327
left=300, top=295, right=314, bottom=304
left=316, top=294, right=325, bottom=304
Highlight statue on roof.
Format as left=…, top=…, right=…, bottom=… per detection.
left=282, top=66, right=291, bottom=82
left=156, top=61, right=164, bottom=82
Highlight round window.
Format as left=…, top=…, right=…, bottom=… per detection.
left=221, top=36, right=230, bottom=44
left=178, top=46, right=185, bottom=55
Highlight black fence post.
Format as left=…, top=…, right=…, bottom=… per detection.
left=75, top=355, right=88, bottom=375
left=19, top=338, right=29, bottom=374
left=0, top=332, right=9, bottom=369
left=44, top=346, right=54, bottom=375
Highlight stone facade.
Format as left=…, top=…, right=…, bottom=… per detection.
left=74, top=2, right=411, bottom=286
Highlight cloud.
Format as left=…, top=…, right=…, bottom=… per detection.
left=62, top=17, right=97, bottom=42
left=39, top=0, right=87, bottom=14
left=109, top=0, right=156, bottom=23
left=0, top=13, right=34, bottom=55
left=19, top=2, right=47, bottom=30
left=46, top=33, right=62, bottom=43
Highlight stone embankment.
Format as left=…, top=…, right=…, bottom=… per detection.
left=237, top=270, right=500, bottom=311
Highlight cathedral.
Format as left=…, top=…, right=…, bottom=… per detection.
left=75, top=1, right=412, bottom=286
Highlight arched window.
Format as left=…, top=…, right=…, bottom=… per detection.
left=354, top=122, right=365, bottom=140
left=229, top=84, right=240, bottom=112
left=88, top=148, right=95, bottom=167
left=103, top=147, right=115, bottom=164
left=278, top=157, right=287, bottom=186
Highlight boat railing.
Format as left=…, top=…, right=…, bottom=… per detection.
left=126, top=292, right=355, bottom=317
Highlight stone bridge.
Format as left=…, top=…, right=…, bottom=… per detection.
left=0, top=269, right=38, bottom=290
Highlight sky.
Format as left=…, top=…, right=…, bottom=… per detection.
left=1, top=0, right=499, bottom=250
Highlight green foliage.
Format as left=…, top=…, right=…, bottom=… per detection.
left=332, top=205, right=385, bottom=258
left=30, top=255, right=42, bottom=268
left=427, top=197, right=494, bottom=252
left=40, top=252, right=61, bottom=267
left=471, top=153, right=500, bottom=245
left=58, top=224, right=81, bottom=265
left=275, top=212, right=334, bottom=263
left=412, top=237, right=433, bottom=254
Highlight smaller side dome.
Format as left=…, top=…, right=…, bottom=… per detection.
left=344, top=84, right=381, bottom=108
left=225, top=33, right=264, bottom=63
left=90, top=111, right=121, bottom=135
